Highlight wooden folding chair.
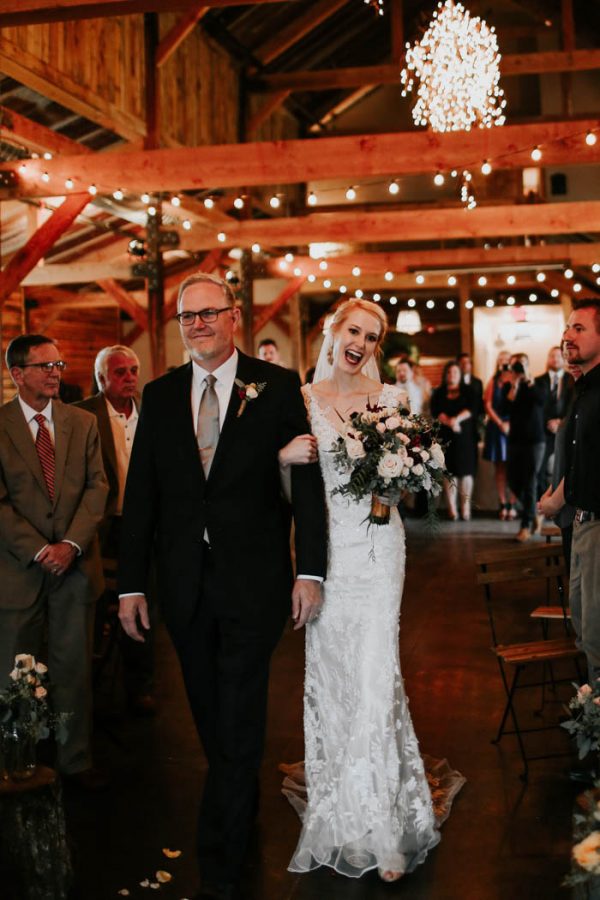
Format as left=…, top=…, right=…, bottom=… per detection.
left=475, top=543, right=582, bottom=780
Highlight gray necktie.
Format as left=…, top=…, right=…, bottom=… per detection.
left=197, top=374, right=220, bottom=476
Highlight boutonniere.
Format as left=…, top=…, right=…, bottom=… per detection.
left=235, top=379, right=266, bottom=417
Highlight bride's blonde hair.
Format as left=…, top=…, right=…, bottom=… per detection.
left=329, top=299, right=388, bottom=355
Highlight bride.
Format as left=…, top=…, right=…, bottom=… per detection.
left=279, top=298, right=443, bottom=882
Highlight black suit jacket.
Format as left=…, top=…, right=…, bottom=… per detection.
left=117, top=352, right=327, bottom=636
left=534, top=371, right=574, bottom=431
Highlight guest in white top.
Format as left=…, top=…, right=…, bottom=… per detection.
left=395, top=359, right=425, bottom=415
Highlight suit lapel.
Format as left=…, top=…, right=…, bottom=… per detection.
left=95, top=394, right=118, bottom=481
left=52, top=400, right=72, bottom=504
left=4, top=397, right=52, bottom=498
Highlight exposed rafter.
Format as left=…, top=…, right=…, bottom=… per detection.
left=252, top=50, right=600, bottom=93
left=3, top=119, right=599, bottom=199
left=0, top=0, right=286, bottom=28
left=177, top=201, right=600, bottom=251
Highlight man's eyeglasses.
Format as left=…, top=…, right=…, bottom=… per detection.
left=175, top=308, right=233, bottom=326
left=21, top=361, right=67, bottom=372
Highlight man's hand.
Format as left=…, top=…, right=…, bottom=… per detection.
left=291, top=579, right=323, bottom=630
left=546, top=418, right=561, bottom=435
left=37, top=542, right=77, bottom=577
left=119, top=594, right=150, bottom=642
left=538, top=485, right=562, bottom=519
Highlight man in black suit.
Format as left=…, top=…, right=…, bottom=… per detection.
left=118, top=273, right=327, bottom=900
left=534, top=345, right=574, bottom=498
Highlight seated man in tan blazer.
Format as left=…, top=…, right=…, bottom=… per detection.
left=0, top=334, right=108, bottom=790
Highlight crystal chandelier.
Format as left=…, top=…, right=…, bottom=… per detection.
left=400, top=0, right=506, bottom=133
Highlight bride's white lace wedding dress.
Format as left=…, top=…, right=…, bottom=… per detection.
left=286, top=382, right=450, bottom=878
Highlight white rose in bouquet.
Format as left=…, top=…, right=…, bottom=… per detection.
left=346, top=436, right=366, bottom=459
left=412, top=463, right=424, bottom=476
left=377, top=451, right=403, bottom=480
left=384, top=416, right=401, bottom=430
left=420, top=450, right=430, bottom=461
left=429, top=442, right=445, bottom=468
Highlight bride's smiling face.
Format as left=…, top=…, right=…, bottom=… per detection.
left=332, top=309, right=382, bottom=375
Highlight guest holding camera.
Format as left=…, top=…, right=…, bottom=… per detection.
left=502, top=353, right=545, bottom=541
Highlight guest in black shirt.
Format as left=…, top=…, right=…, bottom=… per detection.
left=539, top=299, right=600, bottom=681
left=502, top=353, right=546, bottom=541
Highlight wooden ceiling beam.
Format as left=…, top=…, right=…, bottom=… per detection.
left=177, top=201, right=600, bottom=251
left=156, top=4, right=209, bottom=68
left=23, top=262, right=134, bottom=285
left=0, top=36, right=145, bottom=142
left=0, top=194, right=91, bottom=303
left=253, top=0, right=348, bottom=67
left=3, top=119, right=598, bottom=199
left=266, top=244, right=600, bottom=278
left=252, top=276, right=305, bottom=335
left=97, top=278, right=148, bottom=329
left=253, top=50, right=600, bottom=92
left=0, top=106, right=95, bottom=158
left=0, top=0, right=285, bottom=27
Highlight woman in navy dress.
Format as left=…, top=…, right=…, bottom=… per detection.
left=483, top=351, right=517, bottom=519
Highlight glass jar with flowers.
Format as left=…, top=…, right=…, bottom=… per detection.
left=0, top=654, right=70, bottom=782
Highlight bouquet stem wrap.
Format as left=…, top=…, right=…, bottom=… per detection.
left=370, top=494, right=392, bottom=525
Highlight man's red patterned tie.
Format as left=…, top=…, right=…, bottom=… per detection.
left=34, top=414, right=55, bottom=501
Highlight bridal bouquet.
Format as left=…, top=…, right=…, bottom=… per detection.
left=330, top=399, right=446, bottom=524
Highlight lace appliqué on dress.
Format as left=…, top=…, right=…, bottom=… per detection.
left=284, top=384, right=465, bottom=878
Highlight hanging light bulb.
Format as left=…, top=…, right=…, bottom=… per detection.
left=293, top=267, right=302, bottom=276
left=339, top=285, right=347, bottom=294
left=323, top=279, right=332, bottom=288
left=308, top=274, right=316, bottom=283
left=182, top=219, right=192, bottom=230
left=345, top=186, right=357, bottom=201
left=446, top=300, right=455, bottom=309
left=319, top=260, right=328, bottom=271
left=352, top=266, right=361, bottom=277
left=481, top=160, right=492, bottom=175
left=147, top=205, right=157, bottom=216
left=217, top=231, right=226, bottom=242
left=426, top=299, right=435, bottom=309
left=355, top=289, right=364, bottom=298
left=234, top=196, right=245, bottom=210
left=536, top=272, right=546, bottom=282
left=252, top=243, right=261, bottom=254
left=88, top=184, right=97, bottom=195
left=64, top=178, right=74, bottom=189
left=506, top=296, right=516, bottom=305
left=43, top=151, right=53, bottom=160
left=529, top=293, right=538, bottom=302
left=285, top=252, right=294, bottom=262
left=531, top=146, right=542, bottom=162
left=141, top=192, right=150, bottom=204
left=269, top=195, right=281, bottom=209
left=507, top=274, right=516, bottom=285
left=586, top=131, right=597, bottom=147
left=551, top=289, right=560, bottom=298
left=373, top=293, right=381, bottom=301
left=41, top=172, right=50, bottom=183
left=478, top=276, right=487, bottom=286
left=389, top=296, right=398, bottom=305
left=433, top=172, right=445, bottom=187
left=307, top=191, right=317, bottom=206
left=416, top=274, right=425, bottom=285
left=465, top=299, right=474, bottom=309
left=447, top=275, right=457, bottom=286
left=486, top=298, right=495, bottom=307
left=564, top=268, right=574, bottom=279
left=407, top=297, right=416, bottom=307
left=113, top=188, right=124, bottom=200
left=385, top=271, right=394, bottom=281
left=388, top=180, right=400, bottom=195
left=171, top=195, right=181, bottom=207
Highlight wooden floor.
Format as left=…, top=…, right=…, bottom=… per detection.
left=65, top=516, right=579, bottom=900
